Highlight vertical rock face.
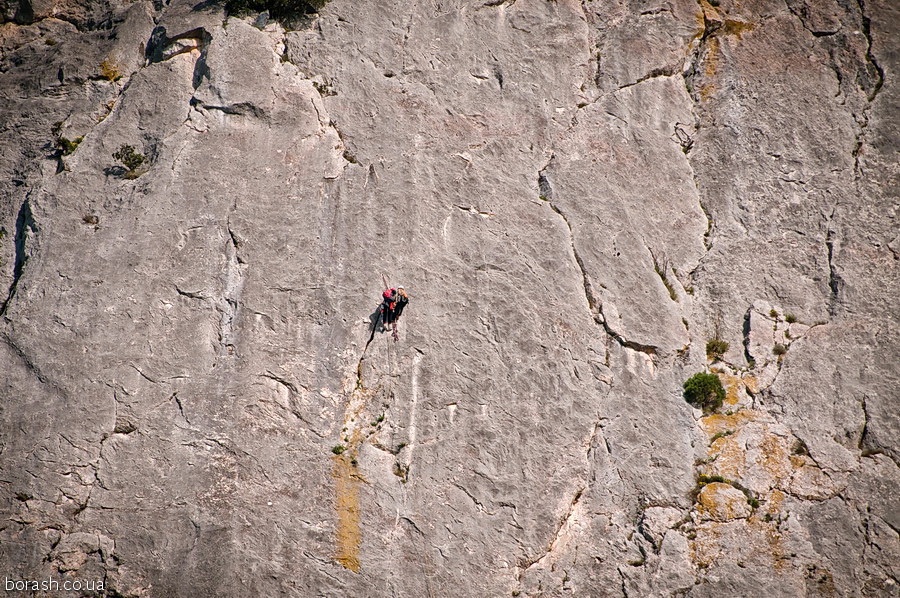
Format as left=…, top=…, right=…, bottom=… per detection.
left=0, top=0, right=897, bottom=596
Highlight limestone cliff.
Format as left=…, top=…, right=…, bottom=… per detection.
left=1, top=0, right=897, bottom=596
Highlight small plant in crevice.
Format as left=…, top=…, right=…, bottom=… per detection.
left=331, top=445, right=345, bottom=455
left=650, top=250, right=677, bottom=301
left=785, top=313, right=797, bottom=324
left=393, top=461, right=409, bottom=482
left=113, top=144, right=146, bottom=179
left=706, top=338, right=729, bottom=360
left=58, top=136, right=84, bottom=156
left=791, top=438, right=809, bottom=456
left=710, top=430, right=734, bottom=443
left=773, top=343, right=787, bottom=356
left=99, top=59, right=122, bottom=81
left=769, top=309, right=779, bottom=318
left=683, top=372, right=725, bottom=413
left=312, top=78, right=337, bottom=96
left=52, top=122, right=83, bottom=157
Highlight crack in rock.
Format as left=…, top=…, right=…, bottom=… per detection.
left=0, top=198, right=37, bottom=317
left=538, top=164, right=658, bottom=356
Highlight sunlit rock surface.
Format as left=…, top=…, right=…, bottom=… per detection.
left=1, top=0, right=897, bottom=596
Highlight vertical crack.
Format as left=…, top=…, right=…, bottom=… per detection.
left=858, top=395, right=869, bottom=452
left=852, top=0, right=886, bottom=183
left=218, top=224, right=247, bottom=357
left=516, top=486, right=585, bottom=578
left=538, top=164, right=658, bottom=356
left=856, top=0, right=885, bottom=104
left=824, top=216, right=842, bottom=315
left=1, top=198, right=37, bottom=317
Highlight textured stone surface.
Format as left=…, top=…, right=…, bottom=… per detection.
left=1, top=0, right=897, bottom=596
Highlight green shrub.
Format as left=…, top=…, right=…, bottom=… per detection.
left=785, top=313, right=797, bottom=323
left=331, top=445, right=345, bottom=455
left=57, top=136, right=83, bottom=156
left=683, top=372, right=725, bottom=412
left=706, top=339, right=729, bottom=360
left=773, top=343, right=787, bottom=356
left=113, top=144, right=145, bottom=178
left=769, top=309, right=779, bottom=318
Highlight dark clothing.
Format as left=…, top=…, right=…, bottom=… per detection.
left=382, top=299, right=395, bottom=325
left=381, top=289, right=396, bottom=326
left=392, top=294, right=408, bottom=322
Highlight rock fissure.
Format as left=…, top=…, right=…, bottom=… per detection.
left=613, top=65, right=681, bottom=94
left=216, top=223, right=246, bottom=357
left=538, top=167, right=658, bottom=357
left=516, top=486, right=584, bottom=578
left=855, top=0, right=885, bottom=104
left=824, top=223, right=841, bottom=315
left=0, top=198, right=37, bottom=317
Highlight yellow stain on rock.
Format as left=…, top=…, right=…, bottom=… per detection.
left=722, top=19, right=755, bottom=39
left=332, top=453, right=361, bottom=572
left=743, top=373, right=758, bottom=394
left=709, top=434, right=745, bottom=480
left=700, top=36, right=721, bottom=101
left=766, top=489, right=786, bottom=515
left=718, top=371, right=743, bottom=406
left=701, top=410, right=759, bottom=436
left=698, top=482, right=749, bottom=521
left=760, top=433, right=793, bottom=487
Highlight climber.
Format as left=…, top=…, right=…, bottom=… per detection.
left=381, top=287, right=397, bottom=331
left=392, top=286, right=409, bottom=324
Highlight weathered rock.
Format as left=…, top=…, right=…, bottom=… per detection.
left=0, top=0, right=897, bottom=596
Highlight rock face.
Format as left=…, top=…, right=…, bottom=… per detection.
left=1, top=0, right=897, bottom=596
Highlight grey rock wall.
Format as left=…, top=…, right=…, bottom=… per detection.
left=1, top=0, right=897, bottom=596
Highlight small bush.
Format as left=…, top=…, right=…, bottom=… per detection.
left=331, top=445, right=345, bottom=455
left=57, top=136, right=83, bottom=156
left=99, top=60, right=122, bottom=81
left=773, top=343, right=787, bottom=356
left=785, top=313, right=797, bottom=323
left=683, top=372, right=725, bottom=412
left=769, top=309, right=779, bottom=318
left=113, top=144, right=145, bottom=178
left=706, top=339, right=729, bottom=360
